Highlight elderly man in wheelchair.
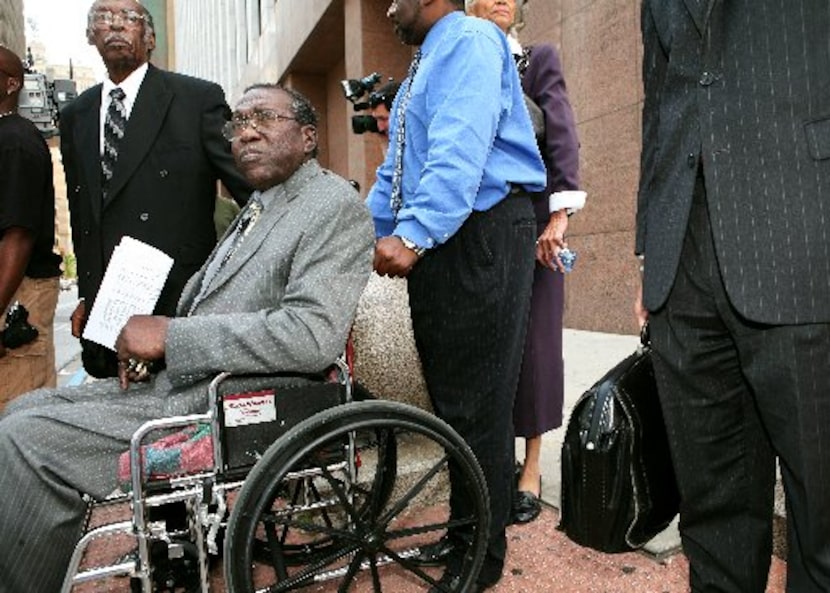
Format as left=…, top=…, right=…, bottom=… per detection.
left=0, top=85, right=488, bottom=593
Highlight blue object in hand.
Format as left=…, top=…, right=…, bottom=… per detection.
left=559, top=248, right=577, bottom=273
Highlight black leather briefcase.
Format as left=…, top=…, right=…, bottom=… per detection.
left=558, top=330, right=680, bottom=552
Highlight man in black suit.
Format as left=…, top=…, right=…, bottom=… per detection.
left=636, top=1, right=830, bottom=591
left=60, top=0, right=251, bottom=377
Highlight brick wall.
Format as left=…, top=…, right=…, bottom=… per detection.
left=523, top=0, right=643, bottom=334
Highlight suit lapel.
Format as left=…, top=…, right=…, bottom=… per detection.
left=681, top=0, right=706, bottom=33
left=703, top=0, right=718, bottom=28
left=198, top=191, right=289, bottom=301
left=191, top=161, right=321, bottom=308
left=76, top=87, right=105, bottom=222
left=104, top=65, right=173, bottom=207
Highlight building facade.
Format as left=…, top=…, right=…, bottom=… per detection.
left=171, top=0, right=643, bottom=334
left=0, top=0, right=25, bottom=57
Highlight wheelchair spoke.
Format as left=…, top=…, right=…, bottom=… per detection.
left=369, top=556, right=382, bottom=593
left=377, top=451, right=450, bottom=527
left=264, top=518, right=289, bottom=580
left=336, top=549, right=365, bottom=593
left=376, top=543, right=443, bottom=588
left=267, top=540, right=362, bottom=592
left=378, top=514, right=474, bottom=544
left=363, top=427, right=395, bottom=519
left=314, top=462, right=361, bottom=522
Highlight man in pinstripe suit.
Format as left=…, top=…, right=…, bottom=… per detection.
left=635, top=1, right=830, bottom=591
left=0, top=85, right=374, bottom=593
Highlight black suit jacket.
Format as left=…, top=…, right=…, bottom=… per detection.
left=637, top=0, right=830, bottom=324
left=60, top=64, right=251, bottom=317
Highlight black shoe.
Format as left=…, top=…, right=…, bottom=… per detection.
left=412, top=535, right=454, bottom=566
left=427, top=572, right=496, bottom=593
left=512, top=489, right=542, bottom=524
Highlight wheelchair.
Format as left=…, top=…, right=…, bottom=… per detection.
left=61, top=356, right=490, bottom=592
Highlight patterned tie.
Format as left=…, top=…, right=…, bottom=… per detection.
left=188, top=195, right=263, bottom=315
left=102, top=87, right=127, bottom=197
left=390, top=49, right=422, bottom=219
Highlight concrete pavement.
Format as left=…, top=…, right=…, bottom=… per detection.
left=55, top=281, right=84, bottom=387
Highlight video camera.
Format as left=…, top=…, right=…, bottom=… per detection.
left=18, top=49, right=77, bottom=139
left=340, top=72, right=398, bottom=135
left=0, top=303, right=38, bottom=349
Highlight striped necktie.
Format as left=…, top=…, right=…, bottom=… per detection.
left=390, top=49, right=421, bottom=220
left=102, top=87, right=127, bottom=198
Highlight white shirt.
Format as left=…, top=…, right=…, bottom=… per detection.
left=98, top=62, right=149, bottom=156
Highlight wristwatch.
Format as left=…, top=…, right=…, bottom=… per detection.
left=398, top=236, right=426, bottom=258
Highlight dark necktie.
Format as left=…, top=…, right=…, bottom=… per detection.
left=102, top=87, right=127, bottom=198
left=390, top=49, right=421, bottom=220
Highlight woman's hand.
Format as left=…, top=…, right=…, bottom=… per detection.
left=536, top=210, right=568, bottom=272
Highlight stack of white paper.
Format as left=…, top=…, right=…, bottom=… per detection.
left=83, top=236, right=174, bottom=350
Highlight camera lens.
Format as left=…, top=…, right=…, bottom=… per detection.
left=351, top=115, right=379, bottom=135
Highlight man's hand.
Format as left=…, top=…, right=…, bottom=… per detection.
left=70, top=300, right=86, bottom=338
left=536, top=210, right=569, bottom=272
left=374, top=236, right=421, bottom=278
left=114, top=315, right=170, bottom=390
left=634, top=280, right=649, bottom=330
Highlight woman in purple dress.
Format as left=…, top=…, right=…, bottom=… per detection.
left=470, top=0, right=585, bottom=524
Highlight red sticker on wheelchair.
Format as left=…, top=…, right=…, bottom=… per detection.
left=223, top=390, right=277, bottom=427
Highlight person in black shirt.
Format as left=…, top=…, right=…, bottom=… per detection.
left=0, top=45, right=62, bottom=408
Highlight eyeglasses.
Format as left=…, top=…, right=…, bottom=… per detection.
left=91, top=9, right=147, bottom=29
left=222, top=109, right=297, bottom=141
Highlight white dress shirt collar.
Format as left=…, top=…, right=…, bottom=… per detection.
left=99, top=63, right=149, bottom=153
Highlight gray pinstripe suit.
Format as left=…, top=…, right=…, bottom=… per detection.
left=638, top=1, right=830, bottom=591
left=0, top=160, right=374, bottom=593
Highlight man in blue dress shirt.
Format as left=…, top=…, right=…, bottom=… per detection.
left=366, top=1, right=546, bottom=590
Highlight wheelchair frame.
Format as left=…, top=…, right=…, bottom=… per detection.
left=60, top=359, right=489, bottom=593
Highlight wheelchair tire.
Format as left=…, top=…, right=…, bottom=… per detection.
left=224, top=400, right=489, bottom=593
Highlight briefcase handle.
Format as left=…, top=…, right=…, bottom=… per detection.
left=638, top=321, right=650, bottom=352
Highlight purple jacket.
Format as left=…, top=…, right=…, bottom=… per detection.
left=521, top=44, right=581, bottom=222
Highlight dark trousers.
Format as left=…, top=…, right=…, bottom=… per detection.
left=407, top=193, right=536, bottom=583
left=650, top=177, right=830, bottom=593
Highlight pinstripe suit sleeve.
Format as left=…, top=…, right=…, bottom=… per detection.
left=636, top=0, right=666, bottom=255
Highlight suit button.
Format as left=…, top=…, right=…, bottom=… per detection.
left=699, top=71, right=715, bottom=86
left=159, top=169, right=168, bottom=178
left=83, top=229, right=90, bottom=236
left=139, top=212, right=150, bottom=222
left=687, top=154, right=697, bottom=168
left=74, top=185, right=81, bottom=193
left=85, top=271, right=91, bottom=278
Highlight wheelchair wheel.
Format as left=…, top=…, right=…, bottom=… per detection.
left=225, top=400, right=489, bottom=592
